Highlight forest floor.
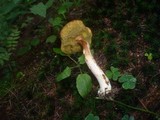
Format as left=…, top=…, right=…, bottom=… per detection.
left=0, top=1, right=160, bottom=120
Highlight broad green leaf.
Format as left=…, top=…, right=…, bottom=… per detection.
left=30, top=2, right=47, bottom=17
left=45, top=0, right=54, bottom=9
left=48, top=17, right=62, bottom=27
left=56, top=66, right=71, bottom=82
left=58, top=1, right=73, bottom=16
left=53, top=48, right=66, bottom=56
left=76, top=74, right=92, bottom=97
left=85, top=113, right=99, bottom=120
left=111, top=66, right=121, bottom=81
left=78, top=55, right=85, bottom=64
left=58, top=6, right=67, bottom=16
left=46, top=35, right=57, bottom=43
left=105, top=70, right=113, bottom=79
left=30, top=39, right=40, bottom=46
left=62, top=2, right=73, bottom=10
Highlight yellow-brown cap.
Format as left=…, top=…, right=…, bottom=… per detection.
left=60, top=20, right=92, bottom=54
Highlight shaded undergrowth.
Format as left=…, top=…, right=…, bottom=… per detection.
left=0, top=0, right=160, bottom=120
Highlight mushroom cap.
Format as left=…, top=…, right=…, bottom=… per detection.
left=60, top=20, right=92, bottom=54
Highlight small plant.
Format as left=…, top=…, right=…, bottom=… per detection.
left=30, top=2, right=47, bottom=17
left=56, top=66, right=71, bottom=82
left=85, top=113, right=99, bottom=120
left=16, top=71, right=25, bottom=79
left=46, top=35, right=57, bottom=44
left=30, top=0, right=54, bottom=18
left=55, top=55, right=93, bottom=98
left=106, top=66, right=137, bottom=89
left=105, top=66, right=121, bottom=81
left=57, top=1, right=73, bottom=19
left=119, top=74, right=137, bottom=89
left=0, top=47, right=11, bottom=66
left=0, top=28, right=20, bottom=66
left=17, top=38, right=40, bottom=56
left=121, top=114, right=134, bottom=120
left=48, top=0, right=74, bottom=30
left=144, top=52, right=153, bottom=61
left=0, top=0, right=31, bottom=66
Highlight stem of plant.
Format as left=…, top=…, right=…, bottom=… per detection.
left=68, top=56, right=82, bottom=74
left=76, top=36, right=112, bottom=98
left=112, top=99, right=160, bottom=117
left=67, top=55, right=78, bottom=65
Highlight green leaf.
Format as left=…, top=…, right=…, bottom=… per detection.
left=85, top=113, right=99, bottom=120
left=122, top=82, right=136, bottom=89
left=30, top=39, right=40, bottom=46
left=121, top=115, right=135, bottom=120
left=0, top=60, right=4, bottom=66
left=105, top=70, right=113, bottom=79
left=58, top=1, right=73, bottom=16
left=144, top=53, right=148, bottom=56
left=148, top=53, right=153, bottom=61
left=119, top=74, right=136, bottom=83
left=62, top=2, right=73, bottom=9
left=48, top=17, right=62, bottom=27
left=53, top=48, right=66, bottom=56
left=0, top=48, right=11, bottom=66
left=30, top=2, right=47, bottom=17
left=144, top=52, right=153, bottom=61
left=17, top=46, right=31, bottom=56
left=129, top=116, right=135, bottom=120
left=16, top=72, right=25, bottom=79
left=119, top=74, right=136, bottom=89
left=56, top=66, right=71, bottom=82
left=78, top=55, right=85, bottom=64
left=76, top=74, right=92, bottom=97
left=111, top=66, right=121, bottom=81
left=46, top=35, right=57, bottom=43
left=45, top=0, right=54, bottom=9
left=0, top=2, right=17, bottom=15
left=121, top=115, right=129, bottom=120
left=13, top=0, right=21, bottom=4
left=58, top=6, right=67, bottom=16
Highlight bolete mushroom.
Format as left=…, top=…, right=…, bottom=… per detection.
left=60, top=20, right=112, bottom=98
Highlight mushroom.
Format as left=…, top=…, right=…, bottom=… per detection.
left=60, top=20, right=112, bottom=98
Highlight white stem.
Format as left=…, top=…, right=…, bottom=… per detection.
left=76, top=36, right=112, bottom=97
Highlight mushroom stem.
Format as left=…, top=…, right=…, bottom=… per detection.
left=76, top=36, right=112, bottom=97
